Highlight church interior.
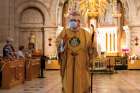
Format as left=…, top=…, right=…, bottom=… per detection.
left=0, top=0, right=140, bottom=93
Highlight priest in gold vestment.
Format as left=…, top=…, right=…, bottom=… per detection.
left=56, top=13, right=98, bottom=93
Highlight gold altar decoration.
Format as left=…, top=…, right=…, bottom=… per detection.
left=65, top=0, right=108, bottom=18
left=112, top=12, right=122, bottom=18
left=79, top=0, right=109, bottom=18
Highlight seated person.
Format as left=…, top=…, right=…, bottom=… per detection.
left=28, top=43, right=35, bottom=53
left=16, top=46, right=25, bottom=59
left=3, top=39, right=15, bottom=59
left=0, top=70, right=2, bottom=86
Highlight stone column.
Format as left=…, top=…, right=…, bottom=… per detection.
left=108, top=32, right=110, bottom=52
left=115, top=30, right=117, bottom=52
left=57, top=3, right=63, bottom=26
left=111, top=32, right=114, bottom=52
left=44, top=27, right=58, bottom=57
left=113, top=0, right=118, bottom=26
left=129, top=25, right=140, bottom=56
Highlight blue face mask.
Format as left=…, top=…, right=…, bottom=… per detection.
left=69, top=21, right=77, bottom=29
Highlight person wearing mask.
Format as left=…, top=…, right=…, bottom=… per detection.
left=56, top=11, right=98, bottom=93
left=3, top=38, right=15, bottom=59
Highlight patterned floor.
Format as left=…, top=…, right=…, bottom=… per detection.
left=0, top=71, right=62, bottom=93
left=1, top=70, right=140, bottom=93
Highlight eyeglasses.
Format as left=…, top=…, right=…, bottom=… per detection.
left=70, top=19, right=80, bottom=22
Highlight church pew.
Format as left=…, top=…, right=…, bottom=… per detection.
left=25, top=58, right=40, bottom=81
left=1, top=60, right=25, bottom=89
left=0, top=61, right=5, bottom=87
left=0, top=58, right=40, bottom=88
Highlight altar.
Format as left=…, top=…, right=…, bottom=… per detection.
left=46, top=60, right=60, bottom=70
left=128, top=59, right=140, bottom=70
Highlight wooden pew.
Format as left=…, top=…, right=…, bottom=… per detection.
left=1, top=60, right=25, bottom=89
left=25, top=58, right=40, bottom=81
left=0, top=61, right=4, bottom=87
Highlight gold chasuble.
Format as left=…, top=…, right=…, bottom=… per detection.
left=56, top=28, right=96, bottom=93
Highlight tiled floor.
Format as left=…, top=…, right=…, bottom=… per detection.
left=0, top=71, right=62, bottom=93
left=1, top=70, right=140, bottom=93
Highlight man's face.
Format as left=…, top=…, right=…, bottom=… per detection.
left=7, top=41, right=12, bottom=45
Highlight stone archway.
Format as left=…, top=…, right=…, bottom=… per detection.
left=19, top=7, right=44, bottom=51
left=15, top=0, right=49, bottom=25
left=15, top=1, right=49, bottom=54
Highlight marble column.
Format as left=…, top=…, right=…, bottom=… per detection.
left=108, top=32, right=110, bottom=52
left=129, top=25, right=140, bottom=56
left=44, top=27, right=57, bottom=57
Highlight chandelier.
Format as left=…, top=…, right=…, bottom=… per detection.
left=65, top=0, right=109, bottom=18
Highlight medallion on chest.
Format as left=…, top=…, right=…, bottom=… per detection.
left=69, top=36, right=80, bottom=47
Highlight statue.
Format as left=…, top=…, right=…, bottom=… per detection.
left=28, top=32, right=36, bottom=50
